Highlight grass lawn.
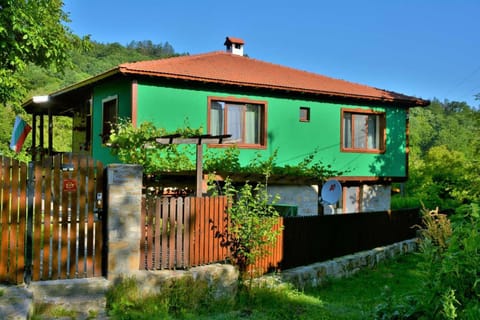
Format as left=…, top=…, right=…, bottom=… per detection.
left=106, top=253, right=422, bottom=319
left=202, top=253, right=422, bottom=320
left=306, top=253, right=422, bottom=319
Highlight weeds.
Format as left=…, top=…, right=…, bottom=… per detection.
left=31, top=303, right=77, bottom=319
left=106, top=275, right=225, bottom=319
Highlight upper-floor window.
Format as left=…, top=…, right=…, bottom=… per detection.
left=300, top=107, right=310, bottom=122
left=208, top=97, right=267, bottom=148
left=102, top=96, right=118, bottom=144
left=341, top=108, right=385, bottom=153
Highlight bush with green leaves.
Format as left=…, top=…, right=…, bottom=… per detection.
left=409, top=205, right=480, bottom=319
left=108, top=119, right=202, bottom=174
left=210, top=178, right=282, bottom=276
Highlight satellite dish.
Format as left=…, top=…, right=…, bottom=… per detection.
left=320, top=180, right=342, bottom=205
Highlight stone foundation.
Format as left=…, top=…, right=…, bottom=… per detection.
left=278, top=238, right=418, bottom=289
left=127, top=263, right=239, bottom=299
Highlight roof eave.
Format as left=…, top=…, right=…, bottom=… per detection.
left=118, top=68, right=430, bottom=107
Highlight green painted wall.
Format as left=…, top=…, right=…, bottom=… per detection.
left=89, top=78, right=407, bottom=178
left=133, top=83, right=408, bottom=178
left=92, top=78, right=132, bottom=163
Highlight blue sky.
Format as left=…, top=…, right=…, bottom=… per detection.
left=63, top=0, right=480, bottom=108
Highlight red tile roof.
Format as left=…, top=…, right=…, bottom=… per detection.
left=117, top=51, right=427, bottom=107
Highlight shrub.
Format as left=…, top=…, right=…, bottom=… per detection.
left=210, top=178, right=282, bottom=276
left=413, top=204, right=480, bottom=319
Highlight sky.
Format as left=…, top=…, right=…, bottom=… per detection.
left=63, top=0, right=480, bottom=108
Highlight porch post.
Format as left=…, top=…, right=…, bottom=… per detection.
left=196, top=143, right=203, bottom=197
left=48, top=108, right=53, bottom=155
left=105, top=164, right=143, bottom=280
left=31, top=114, right=37, bottom=161
left=39, top=114, right=44, bottom=160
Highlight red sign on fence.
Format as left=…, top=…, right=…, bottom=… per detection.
left=63, top=178, right=77, bottom=192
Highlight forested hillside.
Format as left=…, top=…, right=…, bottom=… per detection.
left=23, top=40, right=180, bottom=98
left=0, top=39, right=182, bottom=160
left=405, top=98, right=480, bottom=208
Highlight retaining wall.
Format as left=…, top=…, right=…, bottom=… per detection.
left=278, top=238, right=418, bottom=289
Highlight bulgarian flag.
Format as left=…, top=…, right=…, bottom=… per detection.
left=10, top=116, right=32, bottom=153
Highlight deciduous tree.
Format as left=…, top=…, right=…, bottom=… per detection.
left=0, top=0, right=86, bottom=108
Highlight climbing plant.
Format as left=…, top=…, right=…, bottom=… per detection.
left=108, top=119, right=343, bottom=180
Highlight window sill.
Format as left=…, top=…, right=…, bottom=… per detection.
left=341, top=147, right=385, bottom=154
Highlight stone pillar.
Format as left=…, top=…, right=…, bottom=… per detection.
left=105, top=164, right=143, bottom=280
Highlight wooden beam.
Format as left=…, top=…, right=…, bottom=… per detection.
left=196, top=144, right=203, bottom=197
left=151, top=134, right=232, bottom=197
left=155, top=134, right=231, bottom=145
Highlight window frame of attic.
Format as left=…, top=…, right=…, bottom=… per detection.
left=208, top=96, right=267, bottom=149
left=341, top=108, right=386, bottom=153
left=101, top=95, right=118, bottom=145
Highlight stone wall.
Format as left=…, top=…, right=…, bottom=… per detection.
left=129, top=264, right=239, bottom=299
left=268, top=185, right=319, bottom=216
left=105, top=164, right=143, bottom=280
left=278, top=238, right=417, bottom=289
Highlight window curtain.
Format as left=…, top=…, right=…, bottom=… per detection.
left=210, top=101, right=224, bottom=135
left=353, top=114, right=367, bottom=148
left=343, top=113, right=352, bottom=148
left=227, top=104, right=242, bottom=142
left=367, top=115, right=378, bottom=149
left=245, top=104, right=260, bottom=144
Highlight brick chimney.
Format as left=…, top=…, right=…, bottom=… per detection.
left=224, top=36, right=244, bottom=56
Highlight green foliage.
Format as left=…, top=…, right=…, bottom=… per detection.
left=108, top=119, right=201, bottom=174
left=204, top=145, right=242, bottom=173
left=408, top=145, right=480, bottom=208
left=390, top=195, right=422, bottom=210
left=410, top=205, right=480, bottom=319
left=110, top=120, right=342, bottom=182
left=407, top=99, right=480, bottom=209
left=211, top=178, right=282, bottom=274
left=0, top=0, right=88, bottom=107
left=0, top=26, right=181, bottom=158
left=104, top=254, right=426, bottom=319
left=373, top=286, right=417, bottom=320
left=106, top=276, right=219, bottom=319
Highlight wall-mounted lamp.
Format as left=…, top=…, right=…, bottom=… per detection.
left=32, top=95, right=49, bottom=104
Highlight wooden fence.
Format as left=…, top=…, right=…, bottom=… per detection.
left=0, top=154, right=104, bottom=284
left=0, top=157, right=27, bottom=284
left=140, top=196, right=283, bottom=275
left=281, top=208, right=421, bottom=270
left=140, top=196, right=230, bottom=270
left=141, top=196, right=420, bottom=275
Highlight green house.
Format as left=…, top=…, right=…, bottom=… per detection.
left=23, top=37, right=428, bottom=215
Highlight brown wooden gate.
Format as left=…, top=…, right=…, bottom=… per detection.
left=0, top=153, right=104, bottom=284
